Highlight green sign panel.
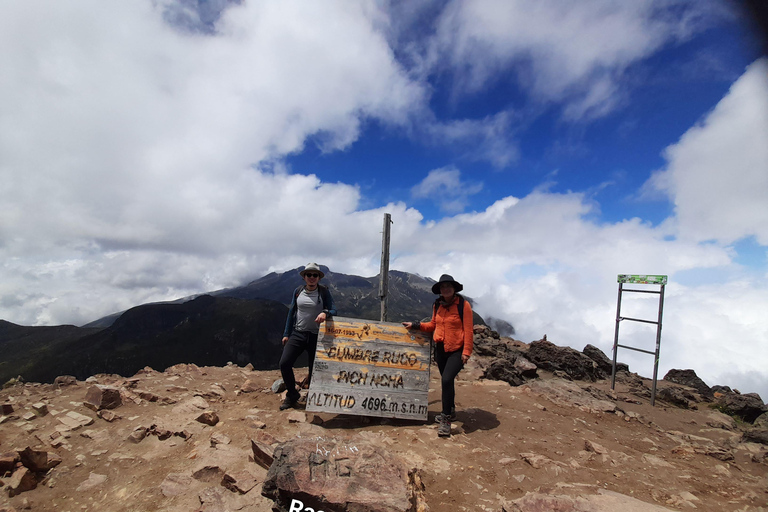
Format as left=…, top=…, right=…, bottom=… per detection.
left=617, top=274, right=668, bottom=285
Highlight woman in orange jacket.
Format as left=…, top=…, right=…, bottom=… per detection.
left=404, top=274, right=473, bottom=437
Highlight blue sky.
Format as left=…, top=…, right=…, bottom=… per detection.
left=1, top=1, right=767, bottom=398
left=291, top=8, right=758, bottom=225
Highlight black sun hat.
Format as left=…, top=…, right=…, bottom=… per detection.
left=431, top=274, right=463, bottom=294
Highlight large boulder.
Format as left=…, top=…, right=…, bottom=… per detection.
left=473, top=338, right=512, bottom=359
left=527, top=340, right=601, bottom=382
left=472, top=325, right=511, bottom=359
left=582, top=344, right=628, bottom=376
left=657, top=386, right=699, bottom=409
left=84, top=385, right=123, bottom=411
left=262, top=437, right=426, bottom=512
left=54, top=375, right=77, bottom=387
left=481, top=351, right=537, bottom=386
left=473, top=326, right=537, bottom=385
left=18, top=447, right=62, bottom=472
left=483, top=356, right=525, bottom=386
left=742, top=428, right=768, bottom=445
left=715, top=391, right=767, bottom=423
left=663, top=369, right=713, bottom=401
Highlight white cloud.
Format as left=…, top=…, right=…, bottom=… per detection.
left=0, top=0, right=424, bottom=324
left=371, top=1, right=721, bottom=163
left=390, top=200, right=767, bottom=399
left=0, top=2, right=421, bottom=282
left=423, top=111, right=520, bottom=168
left=390, top=58, right=768, bottom=399
left=427, top=0, right=718, bottom=119
left=645, top=59, right=768, bottom=245
left=411, top=166, right=484, bottom=213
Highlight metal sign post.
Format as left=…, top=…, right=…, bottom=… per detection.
left=610, top=274, right=667, bottom=406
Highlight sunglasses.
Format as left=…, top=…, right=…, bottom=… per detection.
left=304, top=273, right=320, bottom=278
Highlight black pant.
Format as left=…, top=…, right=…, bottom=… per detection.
left=434, top=343, right=464, bottom=416
left=279, top=330, right=319, bottom=401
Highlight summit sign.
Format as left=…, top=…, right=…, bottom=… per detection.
left=306, top=317, right=432, bottom=421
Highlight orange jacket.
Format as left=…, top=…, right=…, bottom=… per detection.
left=419, top=296, right=474, bottom=356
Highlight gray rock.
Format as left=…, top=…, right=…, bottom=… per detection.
left=527, top=340, right=601, bottom=381
left=0, top=452, right=20, bottom=474
left=663, top=369, right=713, bottom=401
left=84, top=385, right=123, bottom=411
left=240, top=378, right=260, bottom=393
left=742, top=428, right=768, bottom=445
left=513, top=356, right=538, bottom=378
left=483, top=355, right=526, bottom=386
left=54, top=375, right=77, bottom=387
left=583, top=344, right=628, bottom=375
left=251, top=438, right=275, bottom=470
left=127, top=426, right=148, bottom=443
left=195, top=411, right=220, bottom=426
left=18, top=447, right=62, bottom=472
left=97, top=409, right=120, bottom=422
left=57, top=411, right=95, bottom=431
left=222, top=469, right=259, bottom=494
left=715, top=391, right=767, bottom=423
left=6, top=467, right=37, bottom=497
left=656, top=386, right=699, bottom=409
left=262, top=437, right=425, bottom=512
left=474, top=337, right=512, bottom=359
left=192, top=465, right=225, bottom=483
left=271, top=378, right=286, bottom=394
left=704, top=410, right=737, bottom=430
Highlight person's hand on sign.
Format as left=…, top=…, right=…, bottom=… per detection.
left=315, top=312, right=327, bottom=324
left=402, top=321, right=413, bottom=329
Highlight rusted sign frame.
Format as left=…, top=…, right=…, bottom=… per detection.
left=305, top=317, right=432, bottom=421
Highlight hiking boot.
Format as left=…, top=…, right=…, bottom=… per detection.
left=279, top=396, right=298, bottom=411
left=434, top=408, right=456, bottom=423
left=437, top=417, right=451, bottom=438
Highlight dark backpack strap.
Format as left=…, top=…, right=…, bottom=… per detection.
left=318, top=284, right=328, bottom=310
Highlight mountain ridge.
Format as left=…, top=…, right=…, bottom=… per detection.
left=0, top=268, right=494, bottom=386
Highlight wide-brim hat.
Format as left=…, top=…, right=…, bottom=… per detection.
left=300, top=262, right=325, bottom=279
left=431, top=274, right=463, bottom=294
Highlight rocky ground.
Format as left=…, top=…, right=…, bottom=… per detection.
left=1, top=332, right=767, bottom=512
